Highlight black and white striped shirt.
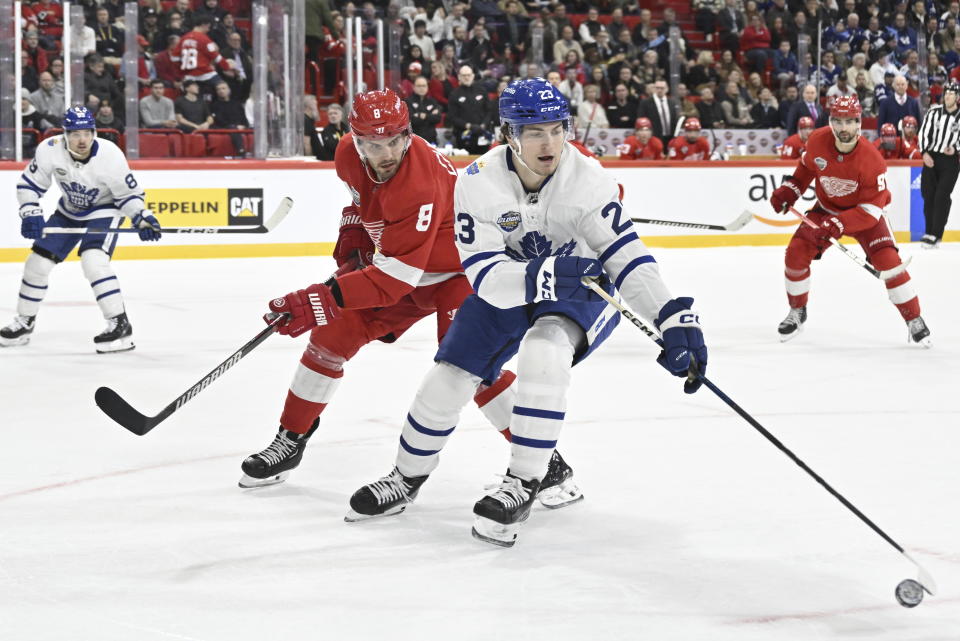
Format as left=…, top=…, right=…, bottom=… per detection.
left=918, top=103, right=960, bottom=153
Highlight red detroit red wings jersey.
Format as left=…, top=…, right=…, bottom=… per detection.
left=334, top=134, right=463, bottom=309
left=794, top=127, right=891, bottom=232
left=618, top=135, right=664, bottom=160
left=874, top=136, right=921, bottom=160
left=667, top=137, right=710, bottom=160
left=901, top=136, right=921, bottom=159
left=779, top=133, right=807, bottom=159
left=173, top=31, right=229, bottom=77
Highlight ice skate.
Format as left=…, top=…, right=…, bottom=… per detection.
left=345, top=466, right=428, bottom=522
left=0, top=315, right=35, bottom=347
left=537, top=450, right=583, bottom=509
left=238, top=420, right=319, bottom=488
left=919, top=234, right=939, bottom=249
left=778, top=306, right=807, bottom=342
left=907, top=316, right=932, bottom=348
left=472, top=472, right=540, bottom=548
left=94, top=312, right=134, bottom=353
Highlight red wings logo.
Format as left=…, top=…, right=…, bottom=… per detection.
left=818, top=176, right=859, bottom=197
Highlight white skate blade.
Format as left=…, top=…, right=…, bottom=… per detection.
left=779, top=325, right=803, bottom=343
left=95, top=337, right=135, bottom=353
left=537, top=478, right=584, bottom=509
left=238, top=471, right=290, bottom=489
left=909, top=334, right=932, bottom=349
left=344, top=504, right=408, bottom=523
left=0, top=335, right=31, bottom=347
left=471, top=515, right=523, bottom=547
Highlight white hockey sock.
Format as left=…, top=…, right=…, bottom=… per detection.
left=81, top=250, right=125, bottom=318
left=16, top=252, right=55, bottom=318
left=396, top=361, right=481, bottom=478
left=474, top=370, right=517, bottom=432
left=508, top=315, right=581, bottom=482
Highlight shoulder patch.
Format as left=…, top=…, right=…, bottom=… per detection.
left=47, top=139, right=56, bottom=146
left=466, top=160, right=484, bottom=175
left=814, top=156, right=827, bottom=170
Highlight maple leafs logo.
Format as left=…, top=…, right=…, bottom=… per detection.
left=504, top=232, right=577, bottom=261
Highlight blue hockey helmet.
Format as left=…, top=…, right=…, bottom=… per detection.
left=62, top=106, right=96, bottom=131
left=499, top=77, right=570, bottom=137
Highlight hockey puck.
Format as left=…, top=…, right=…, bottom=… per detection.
left=895, top=579, right=924, bottom=608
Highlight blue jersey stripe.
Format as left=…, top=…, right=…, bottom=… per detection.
left=598, top=232, right=639, bottom=264
left=513, top=406, right=566, bottom=421
left=462, top=250, right=504, bottom=270
left=19, top=293, right=43, bottom=302
left=115, top=194, right=144, bottom=208
left=90, top=275, right=118, bottom=287
left=19, top=202, right=40, bottom=209
left=614, top=255, right=657, bottom=289
left=472, top=259, right=508, bottom=293
left=19, top=174, right=45, bottom=193
left=406, top=413, right=455, bottom=437
left=399, top=435, right=440, bottom=457
left=17, top=184, right=44, bottom=195
left=511, top=434, right=558, bottom=449
left=22, top=279, right=48, bottom=290
left=95, top=289, right=121, bottom=301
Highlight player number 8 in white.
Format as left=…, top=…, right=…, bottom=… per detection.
left=416, top=203, right=434, bottom=231
left=373, top=108, right=381, bottom=118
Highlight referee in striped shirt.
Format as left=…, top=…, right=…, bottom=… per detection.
left=918, top=82, right=960, bottom=248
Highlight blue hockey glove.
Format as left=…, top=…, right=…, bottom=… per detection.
left=132, top=210, right=162, bottom=241
left=654, top=297, right=707, bottom=394
left=524, top=256, right=603, bottom=303
left=19, top=207, right=45, bottom=240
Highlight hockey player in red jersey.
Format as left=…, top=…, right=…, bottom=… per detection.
left=171, top=15, right=234, bottom=90
left=617, top=118, right=664, bottom=160
left=239, top=90, right=580, bottom=504
left=875, top=122, right=922, bottom=159
left=666, top=118, right=710, bottom=161
left=901, top=115, right=921, bottom=158
left=769, top=95, right=931, bottom=346
left=779, top=116, right=814, bottom=159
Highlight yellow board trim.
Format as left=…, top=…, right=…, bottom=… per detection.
left=0, top=231, right=951, bottom=262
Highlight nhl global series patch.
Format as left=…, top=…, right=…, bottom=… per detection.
left=497, top=211, right=522, bottom=232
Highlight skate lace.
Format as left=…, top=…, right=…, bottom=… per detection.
left=907, top=317, right=926, bottom=331
left=784, top=308, right=803, bottom=324
left=367, top=469, right=410, bottom=506
left=483, top=475, right=530, bottom=510
left=258, top=433, right=298, bottom=466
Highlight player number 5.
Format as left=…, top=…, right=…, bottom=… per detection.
left=415, top=203, right=433, bottom=231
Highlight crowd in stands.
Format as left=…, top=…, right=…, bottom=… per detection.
left=19, top=0, right=252, bottom=156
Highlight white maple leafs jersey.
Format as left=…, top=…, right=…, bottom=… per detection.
left=17, top=136, right=145, bottom=221
left=454, top=142, right=673, bottom=323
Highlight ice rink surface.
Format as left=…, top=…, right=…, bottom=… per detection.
left=1, top=244, right=958, bottom=641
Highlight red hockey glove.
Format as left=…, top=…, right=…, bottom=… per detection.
left=815, top=215, right=844, bottom=241
left=770, top=179, right=803, bottom=214
left=333, top=205, right=375, bottom=268
left=265, top=283, right=341, bottom=337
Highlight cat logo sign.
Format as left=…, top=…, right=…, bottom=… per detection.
left=144, top=188, right=265, bottom=227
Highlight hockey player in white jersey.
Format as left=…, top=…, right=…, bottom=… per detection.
left=348, top=78, right=708, bottom=546
left=0, top=107, right=161, bottom=352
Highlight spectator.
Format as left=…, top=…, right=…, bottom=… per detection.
left=318, top=103, right=348, bottom=160
left=305, top=0, right=338, bottom=63
left=606, top=82, right=639, bottom=128
left=84, top=53, right=121, bottom=109
left=578, top=7, right=605, bottom=46
left=745, top=71, right=765, bottom=103
left=194, top=0, right=227, bottom=26
left=588, top=65, right=611, bottom=105
left=210, top=81, right=249, bottom=156
left=929, top=52, right=948, bottom=87
left=174, top=79, right=213, bottom=133
left=100, top=0, right=125, bottom=24
left=720, top=80, right=753, bottom=127
left=676, top=83, right=698, bottom=119
left=617, top=65, right=645, bottom=99
left=497, top=0, right=528, bottom=52
left=827, top=74, right=857, bottom=99
left=553, top=25, right=583, bottom=66
left=892, top=12, right=918, bottom=58
left=462, top=20, right=493, bottom=72
left=32, top=0, right=63, bottom=41
left=406, top=76, right=442, bottom=144
left=409, top=19, right=437, bottom=62
left=22, top=30, right=48, bottom=75
left=639, top=79, right=680, bottom=145
left=93, top=6, right=124, bottom=68
left=140, top=79, right=177, bottom=128
left=48, top=57, right=65, bottom=92
left=778, top=84, right=798, bottom=128
left=899, top=49, right=923, bottom=93
left=750, top=87, right=780, bottom=127
left=907, top=0, right=926, bottom=30
left=21, top=97, right=45, bottom=132
left=741, top=13, right=771, bottom=72
left=140, top=7, right=162, bottom=53
left=399, top=62, right=423, bottom=99
left=694, top=0, right=723, bottom=39
left=154, top=35, right=182, bottom=87
left=547, top=2, right=572, bottom=41
left=697, top=87, right=726, bottom=128
left=846, top=53, right=874, bottom=91
left=443, top=3, right=468, bottom=41
left=428, top=60, right=456, bottom=108
left=686, top=50, right=719, bottom=92
left=878, top=75, right=921, bottom=133
left=446, top=65, right=493, bottom=154
left=773, top=40, right=797, bottom=91
left=94, top=100, right=124, bottom=144
left=303, top=94, right=323, bottom=159
left=819, top=51, right=840, bottom=91
left=28, top=71, right=64, bottom=130
left=766, top=0, right=790, bottom=30
left=166, top=0, right=194, bottom=30
left=158, top=11, right=186, bottom=52
left=870, top=55, right=898, bottom=87
left=716, top=48, right=742, bottom=84
left=221, top=31, right=252, bottom=102
left=786, top=83, right=828, bottom=134
left=717, top=0, right=746, bottom=52
left=630, top=8, right=653, bottom=45
left=558, top=65, right=584, bottom=111
left=856, top=72, right=878, bottom=116
left=213, top=13, right=249, bottom=51
left=577, top=84, right=609, bottom=130
left=522, top=11, right=554, bottom=69
left=637, top=49, right=664, bottom=85
left=874, top=70, right=896, bottom=104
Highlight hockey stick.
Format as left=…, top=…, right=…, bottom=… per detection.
left=95, top=313, right=289, bottom=435
left=95, top=256, right=358, bottom=436
left=785, top=206, right=911, bottom=281
left=42, top=196, right=293, bottom=236
left=630, top=210, right=753, bottom=231
left=581, top=277, right=938, bottom=598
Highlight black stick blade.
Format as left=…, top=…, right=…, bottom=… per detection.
left=95, top=386, right=159, bottom=436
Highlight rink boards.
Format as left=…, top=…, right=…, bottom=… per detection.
left=0, top=158, right=953, bottom=262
